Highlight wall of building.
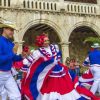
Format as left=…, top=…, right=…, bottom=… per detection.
left=0, top=0, right=100, bottom=63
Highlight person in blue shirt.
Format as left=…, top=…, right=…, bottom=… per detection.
left=0, top=20, right=24, bottom=100
left=83, top=43, right=100, bottom=95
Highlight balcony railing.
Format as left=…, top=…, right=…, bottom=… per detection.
left=23, top=0, right=58, bottom=11
left=0, top=0, right=99, bottom=16
left=64, top=2, right=97, bottom=15
left=0, top=0, right=10, bottom=7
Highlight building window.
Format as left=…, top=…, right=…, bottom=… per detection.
left=0, top=0, right=2, bottom=6
left=51, top=3, right=53, bottom=10
left=54, top=3, right=56, bottom=10
left=39, top=2, right=41, bottom=9
left=23, top=1, right=26, bottom=8
left=35, top=2, right=37, bottom=9
left=81, top=6, right=83, bottom=12
left=47, top=3, right=49, bottom=10
left=32, top=1, right=33, bottom=8
left=78, top=6, right=80, bottom=12
left=8, top=0, right=10, bottom=7
left=27, top=1, right=30, bottom=8
left=43, top=2, right=45, bottom=9
left=67, top=5, right=69, bottom=11
left=4, top=0, right=6, bottom=6
left=74, top=6, right=76, bottom=12
left=71, top=5, right=73, bottom=11
left=94, top=7, right=96, bottom=13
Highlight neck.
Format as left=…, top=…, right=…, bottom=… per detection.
left=2, top=33, right=8, bottom=39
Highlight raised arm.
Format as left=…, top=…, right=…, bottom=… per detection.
left=23, top=50, right=41, bottom=67
left=83, top=56, right=90, bottom=67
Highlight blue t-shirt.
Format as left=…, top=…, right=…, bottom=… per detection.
left=89, top=49, right=100, bottom=65
left=0, top=36, right=22, bottom=71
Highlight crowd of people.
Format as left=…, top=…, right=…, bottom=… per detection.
left=0, top=20, right=100, bottom=100
left=66, top=57, right=80, bottom=76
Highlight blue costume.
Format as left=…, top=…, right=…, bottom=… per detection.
left=0, top=36, right=22, bottom=71
left=83, top=49, right=100, bottom=94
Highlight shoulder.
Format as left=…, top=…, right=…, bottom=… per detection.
left=51, top=44, right=59, bottom=51
left=50, top=44, right=59, bottom=48
left=32, top=49, right=41, bottom=57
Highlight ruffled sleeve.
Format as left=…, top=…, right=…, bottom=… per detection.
left=23, top=50, right=41, bottom=66
left=54, top=44, right=62, bottom=61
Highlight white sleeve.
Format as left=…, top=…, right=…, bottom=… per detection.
left=54, top=44, right=59, bottom=52
left=11, top=67, right=18, bottom=76
left=83, top=56, right=90, bottom=66
left=23, top=50, right=41, bottom=66
left=23, top=58, right=30, bottom=66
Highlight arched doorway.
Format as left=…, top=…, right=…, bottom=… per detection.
left=23, top=23, right=61, bottom=49
left=69, top=26, right=98, bottom=63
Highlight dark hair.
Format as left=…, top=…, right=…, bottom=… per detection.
left=0, top=28, right=3, bottom=35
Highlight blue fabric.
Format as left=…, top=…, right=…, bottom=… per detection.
left=0, top=36, right=22, bottom=71
left=89, top=49, right=100, bottom=65
left=69, top=69, right=76, bottom=81
left=77, top=97, right=87, bottom=100
left=52, top=64, right=62, bottom=71
left=30, top=57, right=54, bottom=100
left=83, top=61, right=89, bottom=65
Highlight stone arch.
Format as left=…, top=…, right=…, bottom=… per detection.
left=19, top=19, right=64, bottom=42
left=68, top=21, right=100, bottom=39
left=68, top=21, right=100, bottom=63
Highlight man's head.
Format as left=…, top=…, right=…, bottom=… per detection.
left=0, top=20, right=16, bottom=39
left=91, top=43, right=100, bottom=49
left=2, top=27, right=14, bottom=39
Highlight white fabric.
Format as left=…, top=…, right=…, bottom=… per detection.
left=11, top=67, right=18, bottom=76
left=89, top=66, right=100, bottom=94
left=1, top=88, right=7, bottom=100
left=79, top=77, right=94, bottom=83
left=90, top=66, right=100, bottom=80
left=83, top=56, right=90, bottom=66
left=37, top=61, right=57, bottom=92
left=16, top=79, right=21, bottom=89
left=90, top=80, right=100, bottom=94
left=37, top=90, right=81, bottom=100
left=0, top=71, right=21, bottom=100
left=23, top=50, right=41, bottom=67
left=23, top=44, right=60, bottom=67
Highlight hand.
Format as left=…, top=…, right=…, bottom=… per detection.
left=22, top=51, right=28, bottom=58
left=13, top=43, right=19, bottom=54
left=22, top=51, right=32, bottom=58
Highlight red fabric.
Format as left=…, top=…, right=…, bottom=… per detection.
left=76, top=86, right=100, bottom=100
left=41, top=74, right=74, bottom=94
left=82, top=70, right=93, bottom=79
left=23, top=58, right=44, bottom=100
left=41, top=62, right=74, bottom=95
left=13, top=61, right=24, bottom=69
left=58, top=62, right=99, bottom=100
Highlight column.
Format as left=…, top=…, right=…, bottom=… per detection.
left=13, top=30, right=24, bottom=54
left=60, top=42, right=70, bottom=64
left=17, top=41, right=24, bottom=54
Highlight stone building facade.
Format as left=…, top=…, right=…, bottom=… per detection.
left=0, top=0, right=100, bottom=63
